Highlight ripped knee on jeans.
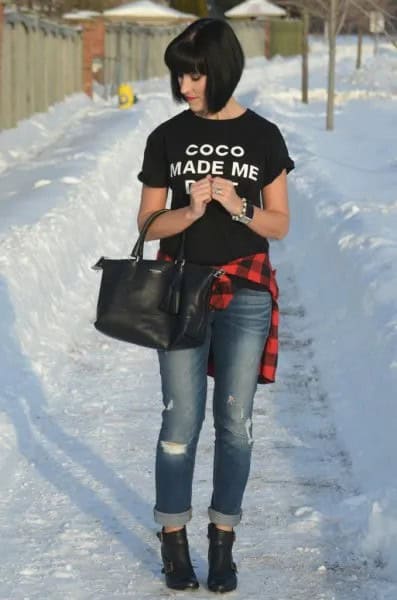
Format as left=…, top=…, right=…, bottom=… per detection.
left=160, top=441, right=187, bottom=455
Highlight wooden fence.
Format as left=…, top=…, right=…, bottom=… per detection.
left=102, top=19, right=303, bottom=95
left=0, top=8, right=302, bottom=131
left=0, top=11, right=82, bottom=130
left=104, top=22, right=183, bottom=95
left=103, top=19, right=269, bottom=94
left=268, top=18, right=304, bottom=58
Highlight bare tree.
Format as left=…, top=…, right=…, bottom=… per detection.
left=349, top=0, right=397, bottom=50
left=278, top=0, right=352, bottom=129
left=277, top=0, right=396, bottom=128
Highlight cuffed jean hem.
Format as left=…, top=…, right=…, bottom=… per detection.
left=153, top=507, right=193, bottom=527
left=208, top=507, right=243, bottom=527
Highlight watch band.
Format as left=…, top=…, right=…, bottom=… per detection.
left=231, top=197, right=247, bottom=221
left=231, top=198, right=254, bottom=224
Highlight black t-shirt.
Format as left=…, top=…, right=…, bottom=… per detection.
left=137, top=108, right=294, bottom=266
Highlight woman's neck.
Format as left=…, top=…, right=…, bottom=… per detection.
left=197, top=98, right=246, bottom=120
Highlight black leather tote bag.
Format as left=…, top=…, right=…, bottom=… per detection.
left=92, top=209, right=221, bottom=350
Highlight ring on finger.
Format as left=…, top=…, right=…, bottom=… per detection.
left=215, top=186, right=222, bottom=194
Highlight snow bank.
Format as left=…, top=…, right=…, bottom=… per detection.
left=0, top=97, right=174, bottom=375
left=288, top=152, right=397, bottom=577
left=0, top=94, right=98, bottom=174
left=272, top=39, right=397, bottom=579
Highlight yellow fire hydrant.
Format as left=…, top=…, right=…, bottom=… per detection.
left=118, top=83, right=135, bottom=109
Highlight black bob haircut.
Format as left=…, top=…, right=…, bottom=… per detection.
left=164, top=18, right=245, bottom=114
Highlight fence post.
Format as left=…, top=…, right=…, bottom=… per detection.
left=82, top=18, right=105, bottom=97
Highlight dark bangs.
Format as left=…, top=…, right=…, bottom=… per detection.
left=165, top=39, right=207, bottom=78
left=165, top=35, right=208, bottom=105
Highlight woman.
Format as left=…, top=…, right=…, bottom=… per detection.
left=137, top=18, right=294, bottom=593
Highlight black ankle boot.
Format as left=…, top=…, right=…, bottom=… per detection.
left=157, top=526, right=199, bottom=590
left=207, top=523, right=238, bottom=593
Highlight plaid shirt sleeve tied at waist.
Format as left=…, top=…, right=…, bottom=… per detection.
left=157, top=251, right=279, bottom=385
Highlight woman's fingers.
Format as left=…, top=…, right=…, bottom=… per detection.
left=189, top=176, right=213, bottom=218
left=211, top=177, right=234, bottom=195
left=190, top=179, right=212, bottom=203
left=189, top=175, right=239, bottom=216
left=211, top=177, right=241, bottom=214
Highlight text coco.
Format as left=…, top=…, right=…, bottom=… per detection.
left=185, top=144, right=245, bottom=158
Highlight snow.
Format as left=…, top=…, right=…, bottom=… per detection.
left=62, top=10, right=101, bottom=20
left=225, top=0, right=287, bottom=18
left=0, top=94, right=95, bottom=176
left=103, top=0, right=194, bottom=20
left=0, top=35, right=396, bottom=598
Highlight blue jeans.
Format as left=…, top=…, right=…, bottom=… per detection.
left=154, top=287, right=272, bottom=528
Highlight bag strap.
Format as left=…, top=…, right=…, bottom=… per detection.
left=130, top=209, right=186, bottom=260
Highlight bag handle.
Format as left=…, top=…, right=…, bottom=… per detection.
left=131, top=209, right=186, bottom=261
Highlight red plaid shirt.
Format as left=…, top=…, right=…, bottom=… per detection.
left=158, top=251, right=279, bottom=385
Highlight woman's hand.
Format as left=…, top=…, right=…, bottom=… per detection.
left=187, top=175, right=213, bottom=220
left=211, top=176, right=243, bottom=216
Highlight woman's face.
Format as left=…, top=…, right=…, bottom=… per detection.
left=178, top=73, right=208, bottom=114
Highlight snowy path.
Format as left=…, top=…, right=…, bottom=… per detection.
left=0, top=241, right=393, bottom=599
left=1, top=37, right=397, bottom=599
left=0, top=105, right=140, bottom=237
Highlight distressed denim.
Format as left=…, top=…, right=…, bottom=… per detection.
left=154, top=287, right=272, bottom=527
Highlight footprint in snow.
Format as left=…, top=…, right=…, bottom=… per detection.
left=295, top=506, right=314, bottom=517
left=61, top=176, right=81, bottom=185
left=33, top=179, right=51, bottom=189
left=53, top=146, right=73, bottom=155
left=73, top=152, right=95, bottom=160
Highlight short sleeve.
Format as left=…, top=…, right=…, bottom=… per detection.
left=262, top=124, right=295, bottom=187
left=137, top=127, right=169, bottom=188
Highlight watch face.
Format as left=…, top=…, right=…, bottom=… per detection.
left=240, top=215, right=252, bottom=224
left=245, top=203, right=255, bottom=219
